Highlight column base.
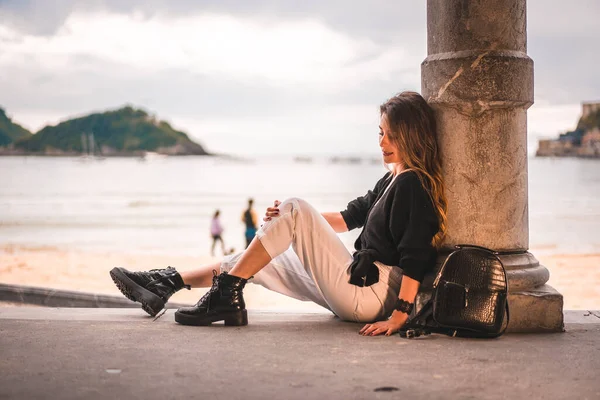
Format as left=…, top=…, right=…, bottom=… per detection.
left=506, top=284, right=564, bottom=332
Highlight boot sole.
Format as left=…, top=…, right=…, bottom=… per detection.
left=110, top=267, right=165, bottom=317
left=174, top=309, right=248, bottom=326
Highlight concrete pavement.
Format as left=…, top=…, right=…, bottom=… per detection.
left=1, top=307, right=599, bottom=400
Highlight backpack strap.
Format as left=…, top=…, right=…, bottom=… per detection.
left=400, top=325, right=460, bottom=338
left=398, top=300, right=439, bottom=338
left=399, top=294, right=510, bottom=339
left=455, top=244, right=499, bottom=255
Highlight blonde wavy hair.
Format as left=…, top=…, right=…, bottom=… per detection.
left=380, top=91, right=448, bottom=248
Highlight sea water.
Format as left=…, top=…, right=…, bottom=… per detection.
left=0, top=156, right=598, bottom=257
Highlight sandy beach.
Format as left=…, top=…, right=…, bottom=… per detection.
left=0, top=244, right=327, bottom=312
left=0, top=244, right=598, bottom=310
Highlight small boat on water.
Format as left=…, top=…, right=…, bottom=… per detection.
left=293, top=156, right=313, bottom=163
left=78, top=131, right=105, bottom=161
left=139, top=151, right=168, bottom=162
left=329, top=156, right=362, bottom=164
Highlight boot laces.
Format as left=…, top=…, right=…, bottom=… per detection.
left=147, top=266, right=191, bottom=290
left=149, top=266, right=173, bottom=273
left=195, top=270, right=220, bottom=308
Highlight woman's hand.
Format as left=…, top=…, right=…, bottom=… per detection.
left=359, top=312, right=408, bottom=336
left=263, top=200, right=281, bottom=222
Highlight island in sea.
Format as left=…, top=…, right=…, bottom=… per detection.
left=0, top=106, right=210, bottom=156
left=536, top=101, right=600, bottom=158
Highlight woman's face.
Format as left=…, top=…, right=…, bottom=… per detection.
left=379, top=114, right=403, bottom=166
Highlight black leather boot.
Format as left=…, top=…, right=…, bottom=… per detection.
left=110, top=266, right=190, bottom=317
left=175, top=271, right=248, bottom=326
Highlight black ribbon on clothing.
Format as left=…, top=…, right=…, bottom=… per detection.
left=348, top=249, right=380, bottom=287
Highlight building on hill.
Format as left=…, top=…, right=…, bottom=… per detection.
left=582, top=101, right=600, bottom=119
left=536, top=138, right=576, bottom=157
left=536, top=101, right=600, bottom=158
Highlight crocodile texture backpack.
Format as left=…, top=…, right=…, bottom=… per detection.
left=399, top=244, right=509, bottom=339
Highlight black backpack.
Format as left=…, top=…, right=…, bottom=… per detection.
left=399, top=244, right=509, bottom=339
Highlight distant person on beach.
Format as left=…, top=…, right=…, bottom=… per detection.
left=210, top=210, right=226, bottom=257
left=241, top=198, right=258, bottom=248
left=110, top=91, right=447, bottom=337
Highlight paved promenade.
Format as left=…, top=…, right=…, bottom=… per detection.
left=1, top=307, right=599, bottom=400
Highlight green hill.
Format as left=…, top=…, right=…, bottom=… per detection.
left=13, top=106, right=209, bottom=155
left=0, top=108, right=32, bottom=146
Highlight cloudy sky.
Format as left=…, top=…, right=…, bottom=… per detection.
left=1, top=0, right=598, bottom=156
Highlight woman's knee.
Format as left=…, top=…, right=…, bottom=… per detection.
left=279, top=197, right=316, bottom=216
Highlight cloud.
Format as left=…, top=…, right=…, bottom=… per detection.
left=0, top=0, right=425, bottom=42
left=528, top=1, right=600, bottom=105
left=0, top=11, right=419, bottom=89
left=0, top=0, right=598, bottom=155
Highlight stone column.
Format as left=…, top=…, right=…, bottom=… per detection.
left=421, top=0, right=563, bottom=332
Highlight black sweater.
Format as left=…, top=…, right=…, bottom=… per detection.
left=340, top=171, right=439, bottom=283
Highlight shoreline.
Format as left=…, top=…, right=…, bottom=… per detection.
left=1, top=244, right=598, bottom=310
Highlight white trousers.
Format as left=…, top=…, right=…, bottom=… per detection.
left=221, top=197, right=402, bottom=322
